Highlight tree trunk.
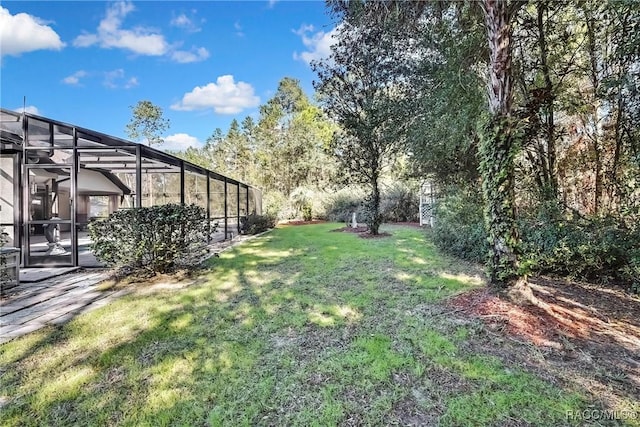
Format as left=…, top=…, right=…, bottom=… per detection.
left=479, top=0, right=521, bottom=287
left=368, top=175, right=382, bottom=235
left=537, top=2, right=557, bottom=199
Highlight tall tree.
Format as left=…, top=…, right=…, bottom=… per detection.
left=313, top=1, right=417, bottom=234
left=408, top=2, right=486, bottom=187
left=125, top=100, right=170, bottom=147
left=256, top=77, right=336, bottom=196
left=477, top=0, right=526, bottom=287
left=125, top=100, right=170, bottom=206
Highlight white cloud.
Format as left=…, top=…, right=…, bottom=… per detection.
left=170, top=46, right=209, bottom=64
left=267, top=0, right=278, bottom=9
left=103, top=68, right=138, bottom=89
left=124, top=76, right=139, bottom=89
left=170, top=13, right=201, bottom=33
left=0, top=6, right=65, bottom=57
left=171, top=75, right=260, bottom=115
left=73, top=1, right=168, bottom=56
left=72, top=2, right=208, bottom=64
left=62, top=70, right=88, bottom=85
left=14, top=105, right=40, bottom=115
left=234, top=22, right=244, bottom=37
left=163, top=133, right=202, bottom=151
left=293, top=24, right=339, bottom=65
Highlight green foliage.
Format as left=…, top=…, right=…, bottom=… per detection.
left=262, top=191, right=288, bottom=219
left=313, top=3, right=416, bottom=234
left=379, top=182, right=419, bottom=222
left=240, top=213, right=277, bottom=235
left=408, top=3, right=485, bottom=185
left=478, top=116, right=524, bottom=285
left=125, top=100, right=170, bottom=146
left=89, top=204, right=208, bottom=274
left=519, top=209, right=640, bottom=291
left=302, top=205, right=313, bottom=222
left=289, top=186, right=314, bottom=221
left=431, top=188, right=489, bottom=263
left=322, top=184, right=419, bottom=225
left=322, top=188, right=365, bottom=223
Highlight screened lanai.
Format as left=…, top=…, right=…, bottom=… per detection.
left=0, top=108, right=262, bottom=268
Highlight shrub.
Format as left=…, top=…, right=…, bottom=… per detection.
left=380, top=182, right=419, bottom=222
left=89, top=204, right=208, bottom=274
left=323, top=187, right=366, bottom=223
left=323, top=183, right=419, bottom=224
left=289, top=187, right=315, bottom=221
left=241, top=213, right=277, bottom=235
left=520, top=210, right=640, bottom=291
left=263, top=191, right=288, bottom=219
left=431, top=189, right=488, bottom=263
left=302, top=204, right=313, bottom=221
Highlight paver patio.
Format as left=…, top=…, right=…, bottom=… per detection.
left=0, top=270, right=128, bottom=344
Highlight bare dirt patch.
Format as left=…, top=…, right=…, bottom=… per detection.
left=330, top=226, right=392, bottom=238
left=331, top=226, right=370, bottom=233
left=447, top=277, right=640, bottom=412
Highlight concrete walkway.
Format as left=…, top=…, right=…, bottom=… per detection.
left=0, top=270, right=128, bottom=344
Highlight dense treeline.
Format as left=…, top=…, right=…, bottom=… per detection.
left=314, top=0, right=639, bottom=291
left=174, top=77, right=340, bottom=218
left=173, top=0, right=639, bottom=292
left=173, top=76, right=417, bottom=223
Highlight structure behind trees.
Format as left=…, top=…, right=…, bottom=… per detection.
left=0, top=108, right=261, bottom=268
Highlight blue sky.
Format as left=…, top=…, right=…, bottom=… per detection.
left=1, top=1, right=337, bottom=150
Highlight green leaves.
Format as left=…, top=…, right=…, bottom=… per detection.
left=240, top=214, right=276, bottom=235
left=125, top=100, right=170, bottom=146
left=478, top=116, right=523, bottom=285
left=89, top=204, right=209, bottom=274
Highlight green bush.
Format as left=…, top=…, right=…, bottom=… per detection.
left=89, top=204, right=208, bottom=274
left=431, top=189, right=488, bottom=263
left=241, top=213, right=277, bottom=235
left=302, top=204, right=313, bottom=221
left=520, top=209, right=640, bottom=290
left=430, top=188, right=640, bottom=292
left=263, top=191, right=288, bottom=219
left=323, top=188, right=365, bottom=223
left=380, top=182, right=419, bottom=222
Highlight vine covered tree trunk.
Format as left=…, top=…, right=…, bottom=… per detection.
left=479, top=117, right=520, bottom=285
left=479, top=0, right=523, bottom=287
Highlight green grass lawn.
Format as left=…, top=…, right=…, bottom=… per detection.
left=0, top=223, right=605, bottom=426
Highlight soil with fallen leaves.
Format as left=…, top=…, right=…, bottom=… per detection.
left=331, top=226, right=392, bottom=238
left=447, top=277, right=640, bottom=415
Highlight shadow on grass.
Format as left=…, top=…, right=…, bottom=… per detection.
left=0, top=223, right=608, bottom=426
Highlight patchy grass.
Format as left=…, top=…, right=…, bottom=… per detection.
left=0, top=223, right=626, bottom=426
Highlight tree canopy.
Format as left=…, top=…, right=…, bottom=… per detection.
left=126, top=100, right=170, bottom=147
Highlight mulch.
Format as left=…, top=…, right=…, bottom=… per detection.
left=330, top=226, right=392, bottom=239
left=446, top=276, right=640, bottom=399
left=448, top=277, right=640, bottom=350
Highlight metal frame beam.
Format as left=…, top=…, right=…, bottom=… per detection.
left=0, top=107, right=262, bottom=268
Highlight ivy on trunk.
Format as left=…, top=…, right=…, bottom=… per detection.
left=479, top=116, right=521, bottom=285
left=479, top=0, right=525, bottom=287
